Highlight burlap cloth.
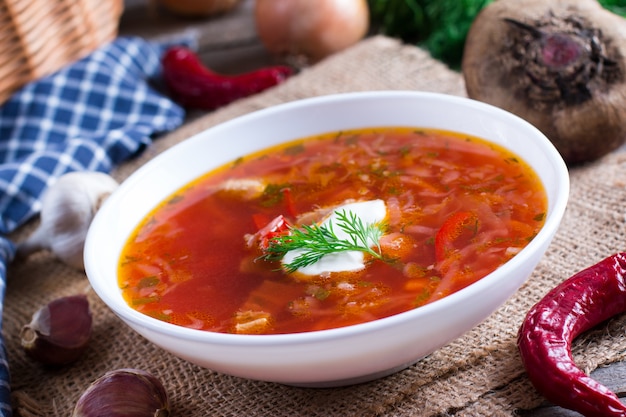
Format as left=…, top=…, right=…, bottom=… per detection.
left=5, top=35, right=626, bottom=416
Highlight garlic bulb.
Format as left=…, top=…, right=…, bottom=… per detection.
left=16, top=171, right=119, bottom=270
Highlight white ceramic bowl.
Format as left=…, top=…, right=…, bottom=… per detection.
left=84, top=91, right=569, bottom=387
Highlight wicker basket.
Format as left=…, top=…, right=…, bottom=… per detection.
left=0, top=0, right=124, bottom=105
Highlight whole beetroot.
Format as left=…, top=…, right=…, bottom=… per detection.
left=462, top=0, right=626, bottom=165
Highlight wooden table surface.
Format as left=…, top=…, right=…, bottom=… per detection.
left=117, top=1, right=626, bottom=415
left=119, top=0, right=277, bottom=73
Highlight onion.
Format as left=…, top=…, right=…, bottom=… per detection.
left=462, top=0, right=626, bottom=165
left=255, top=0, right=370, bottom=63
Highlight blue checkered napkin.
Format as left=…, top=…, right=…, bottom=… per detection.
left=0, top=36, right=187, bottom=416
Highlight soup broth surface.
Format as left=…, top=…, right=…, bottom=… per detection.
left=118, top=127, right=547, bottom=334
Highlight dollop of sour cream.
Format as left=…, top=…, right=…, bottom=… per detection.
left=282, top=199, right=387, bottom=275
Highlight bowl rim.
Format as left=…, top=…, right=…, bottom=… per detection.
left=86, top=90, right=570, bottom=347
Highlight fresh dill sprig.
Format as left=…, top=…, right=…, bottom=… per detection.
left=261, top=210, right=388, bottom=273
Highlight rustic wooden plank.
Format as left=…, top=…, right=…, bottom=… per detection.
left=118, top=0, right=277, bottom=73
left=119, top=0, right=258, bottom=48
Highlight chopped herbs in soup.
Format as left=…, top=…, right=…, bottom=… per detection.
left=118, top=127, right=547, bottom=334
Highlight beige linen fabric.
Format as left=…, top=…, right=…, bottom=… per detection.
left=6, top=35, right=626, bottom=416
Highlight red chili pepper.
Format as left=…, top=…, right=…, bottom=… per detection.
left=434, top=211, right=478, bottom=263
left=517, top=252, right=626, bottom=417
left=161, top=46, right=294, bottom=110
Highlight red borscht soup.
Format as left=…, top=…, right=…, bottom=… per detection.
left=118, top=127, right=547, bottom=334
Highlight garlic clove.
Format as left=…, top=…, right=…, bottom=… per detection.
left=16, top=171, right=119, bottom=270
left=72, top=368, right=170, bottom=417
left=21, top=294, right=92, bottom=366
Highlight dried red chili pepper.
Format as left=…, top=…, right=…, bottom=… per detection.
left=517, top=252, right=626, bottom=417
left=161, top=46, right=293, bottom=110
